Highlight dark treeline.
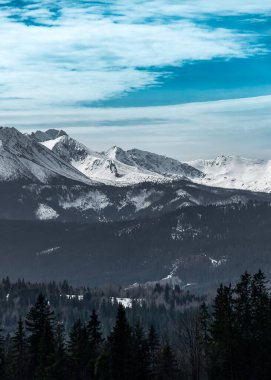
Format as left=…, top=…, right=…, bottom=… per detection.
left=0, top=295, right=180, bottom=380
left=0, top=277, right=203, bottom=346
left=206, top=270, right=271, bottom=380
left=0, top=270, right=271, bottom=379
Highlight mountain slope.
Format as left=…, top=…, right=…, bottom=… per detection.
left=126, top=148, right=201, bottom=179
left=0, top=127, right=270, bottom=223
left=0, top=127, right=93, bottom=185
left=37, top=129, right=271, bottom=194
left=1, top=202, right=271, bottom=287
left=40, top=135, right=166, bottom=185
left=36, top=131, right=202, bottom=186
left=1, top=178, right=270, bottom=223
left=190, top=155, right=271, bottom=193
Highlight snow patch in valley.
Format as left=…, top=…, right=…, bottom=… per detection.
left=209, top=256, right=227, bottom=268
left=171, top=222, right=201, bottom=240
left=110, top=297, right=143, bottom=308
left=36, top=246, right=60, bottom=256
left=36, top=204, right=59, bottom=220
left=59, top=190, right=110, bottom=211
left=65, top=294, right=84, bottom=301
left=128, top=189, right=164, bottom=211
left=116, top=224, right=141, bottom=237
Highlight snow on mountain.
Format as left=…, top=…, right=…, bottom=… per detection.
left=38, top=131, right=202, bottom=186
left=189, top=155, right=271, bottom=193
left=126, top=148, right=202, bottom=179
left=40, top=134, right=167, bottom=185
left=0, top=127, right=92, bottom=184
left=3, top=126, right=271, bottom=196
left=31, top=129, right=67, bottom=142
left=36, top=203, right=59, bottom=220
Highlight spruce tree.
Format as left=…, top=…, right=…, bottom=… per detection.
left=233, top=272, right=253, bottom=380
left=132, top=323, right=150, bottom=380
left=68, top=319, right=89, bottom=380
left=156, top=343, right=178, bottom=380
left=25, top=293, right=56, bottom=379
left=86, top=310, right=103, bottom=378
left=209, top=285, right=234, bottom=380
left=52, top=322, right=67, bottom=380
left=108, top=304, right=133, bottom=380
left=10, top=317, right=28, bottom=380
left=199, top=302, right=210, bottom=379
left=94, top=349, right=112, bottom=380
left=147, top=325, right=160, bottom=379
left=250, top=270, right=271, bottom=379
left=0, top=327, right=6, bottom=380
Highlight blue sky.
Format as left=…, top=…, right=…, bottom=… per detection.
left=0, top=0, right=271, bottom=159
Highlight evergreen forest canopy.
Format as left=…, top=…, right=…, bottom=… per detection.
left=0, top=271, right=270, bottom=379
left=1, top=201, right=271, bottom=288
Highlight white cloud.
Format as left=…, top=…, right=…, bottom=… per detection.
left=0, top=0, right=267, bottom=111
left=1, top=95, right=271, bottom=160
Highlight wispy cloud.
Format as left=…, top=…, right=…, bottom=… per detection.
left=1, top=95, right=271, bottom=160
left=0, top=0, right=268, bottom=111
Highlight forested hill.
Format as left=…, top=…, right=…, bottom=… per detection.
left=1, top=201, right=271, bottom=288
left=0, top=277, right=203, bottom=342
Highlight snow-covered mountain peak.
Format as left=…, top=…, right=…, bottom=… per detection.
left=39, top=132, right=205, bottom=185
left=189, top=155, right=271, bottom=193
left=127, top=148, right=202, bottom=179
left=105, top=146, right=135, bottom=166
left=26, top=127, right=271, bottom=193
left=0, top=126, right=32, bottom=150
left=0, top=127, right=94, bottom=184
left=42, top=134, right=92, bottom=163
left=31, top=129, right=67, bottom=142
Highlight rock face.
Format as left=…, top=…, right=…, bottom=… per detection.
left=37, top=130, right=203, bottom=186
left=37, top=128, right=271, bottom=193
left=0, top=126, right=270, bottom=223
left=0, top=127, right=91, bottom=184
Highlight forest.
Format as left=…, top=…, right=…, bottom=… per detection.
left=1, top=201, right=271, bottom=287
left=0, top=270, right=270, bottom=379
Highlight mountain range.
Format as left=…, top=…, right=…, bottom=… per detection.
left=0, top=126, right=271, bottom=287
left=0, top=126, right=269, bottom=223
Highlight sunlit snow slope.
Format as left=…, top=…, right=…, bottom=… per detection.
left=37, top=131, right=202, bottom=186
left=189, top=155, right=271, bottom=193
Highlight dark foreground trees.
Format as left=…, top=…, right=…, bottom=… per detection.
left=208, top=270, right=271, bottom=380
left=0, top=270, right=271, bottom=379
left=0, top=294, right=178, bottom=380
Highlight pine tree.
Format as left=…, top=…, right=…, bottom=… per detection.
left=147, top=325, right=160, bottom=379
left=25, top=293, right=56, bottom=379
left=156, top=343, right=178, bottom=380
left=0, top=327, right=6, bottom=380
left=95, top=349, right=112, bottom=380
left=108, top=304, right=133, bottom=380
left=249, top=270, right=271, bottom=379
left=68, top=319, right=89, bottom=380
left=52, top=322, right=67, bottom=380
left=209, top=285, right=234, bottom=380
left=233, top=272, right=253, bottom=380
left=86, top=310, right=103, bottom=378
left=10, top=317, right=28, bottom=380
left=132, top=323, right=150, bottom=380
left=199, top=302, right=210, bottom=378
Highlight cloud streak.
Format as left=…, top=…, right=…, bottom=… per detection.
left=0, top=0, right=268, bottom=111
left=1, top=95, right=270, bottom=160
